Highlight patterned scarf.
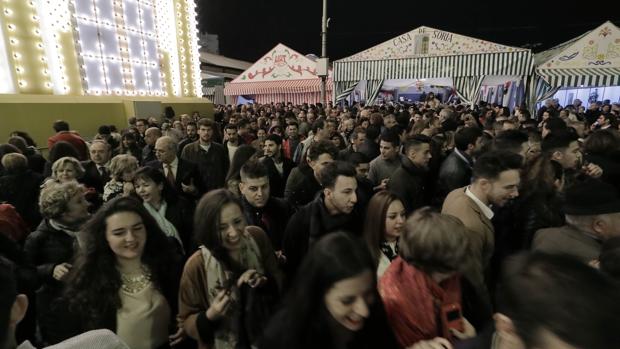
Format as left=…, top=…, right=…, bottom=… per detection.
left=199, top=231, right=264, bottom=349
left=380, top=238, right=399, bottom=261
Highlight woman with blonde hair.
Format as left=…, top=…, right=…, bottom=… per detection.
left=103, top=154, right=139, bottom=202
left=50, top=156, right=85, bottom=183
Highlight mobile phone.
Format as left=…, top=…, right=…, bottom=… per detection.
left=441, top=303, right=464, bottom=333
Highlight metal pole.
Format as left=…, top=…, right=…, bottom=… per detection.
left=320, top=0, right=327, bottom=108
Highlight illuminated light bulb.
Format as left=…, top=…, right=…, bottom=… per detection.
left=4, top=9, right=12, bottom=16
left=7, top=24, right=15, bottom=31
left=18, top=80, right=27, bottom=87
left=9, top=38, right=18, bottom=45
left=13, top=53, right=21, bottom=59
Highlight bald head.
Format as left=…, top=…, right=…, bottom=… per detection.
left=155, top=136, right=177, bottom=164
left=144, top=127, right=162, bottom=146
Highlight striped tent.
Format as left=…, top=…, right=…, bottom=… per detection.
left=334, top=26, right=534, bottom=105
left=224, top=43, right=332, bottom=105
left=530, top=21, right=620, bottom=111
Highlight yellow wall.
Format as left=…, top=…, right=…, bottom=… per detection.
left=0, top=95, right=213, bottom=151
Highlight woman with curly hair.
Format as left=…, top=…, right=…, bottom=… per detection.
left=53, top=197, right=183, bottom=348
left=23, top=181, right=90, bottom=345
left=103, top=154, right=139, bottom=202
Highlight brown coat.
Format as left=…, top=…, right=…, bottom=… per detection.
left=532, top=224, right=602, bottom=263
left=441, top=186, right=494, bottom=304
left=177, top=226, right=282, bottom=348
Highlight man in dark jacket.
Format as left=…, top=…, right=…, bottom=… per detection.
left=181, top=118, right=229, bottom=193
left=81, top=140, right=111, bottom=194
left=261, top=134, right=295, bottom=198
left=284, top=140, right=337, bottom=207
left=357, top=125, right=380, bottom=160
left=533, top=178, right=620, bottom=263
left=147, top=136, right=204, bottom=200
left=388, top=136, right=433, bottom=214
left=282, top=161, right=362, bottom=282
left=436, top=127, right=482, bottom=203
left=142, top=127, right=161, bottom=165
left=239, top=160, right=293, bottom=252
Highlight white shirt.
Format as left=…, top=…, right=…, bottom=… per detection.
left=465, top=186, right=494, bottom=220
left=199, top=143, right=211, bottom=153
left=227, top=142, right=239, bottom=163
left=164, top=158, right=178, bottom=179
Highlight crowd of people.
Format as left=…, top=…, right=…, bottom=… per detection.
left=1, top=97, right=620, bottom=349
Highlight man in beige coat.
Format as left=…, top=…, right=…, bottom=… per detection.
left=442, top=151, right=522, bottom=307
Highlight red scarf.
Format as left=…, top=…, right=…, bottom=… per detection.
left=379, top=257, right=461, bottom=348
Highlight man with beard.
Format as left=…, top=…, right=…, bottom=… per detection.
left=178, top=121, right=198, bottom=155
left=388, top=135, right=433, bottom=214
left=282, top=161, right=361, bottom=282
left=261, top=134, right=295, bottom=198
left=442, top=151, right=522, bottom=309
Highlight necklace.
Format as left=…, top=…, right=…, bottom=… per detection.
left=120, top=266, right=152, bottom=294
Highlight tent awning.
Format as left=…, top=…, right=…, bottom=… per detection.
left=537, top=67, right=620, bottom=87
left=334, top=51, right=533, bottom=82
left=224, top=79, right=333, bottom=96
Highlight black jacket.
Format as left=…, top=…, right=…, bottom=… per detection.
left=181, top=141, right=230, bottom=193
left=284, top=163, right=322, bottom=208
left=23, top=220, right=77, bottom=343
left=0, top=169, right=44, bottom=229
left=282, top=195, right=363, bottom=282
left=262, top=156, right=295, bottom=198
left=358, top=139, right=380, bottom=160
left=163, top=196, right=197, bottom=254
left=81, top=160, right=111, bottom=194
left=242, top=196, right=294, bottom=250
left=142, top=144, right=157, bottom=165
left=25, top=148, right=46, bottom=174
left=146, top=158, right=205, bottom=199
left=388, top=157, right=429, bottom=214
left=436, top=150, right=473, bottom=203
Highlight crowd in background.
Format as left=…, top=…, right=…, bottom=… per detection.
left=2, top=96, right=620, bottom=349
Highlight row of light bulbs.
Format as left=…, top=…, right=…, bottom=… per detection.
left=0, top=0, right=199, bottom=97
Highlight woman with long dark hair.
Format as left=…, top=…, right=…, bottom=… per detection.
left=177, top=189, right=282, bottom=349
left=363, top=191, right=406, bottom=278
left=55, top=197, right=182, bottom=348
left=258, top=231, right=399, bottom=349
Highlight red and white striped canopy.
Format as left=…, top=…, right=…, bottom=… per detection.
left=224, top=78, right=333, bottom=96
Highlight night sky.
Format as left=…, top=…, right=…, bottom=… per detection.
left=196, top=0, right=618, bottom=63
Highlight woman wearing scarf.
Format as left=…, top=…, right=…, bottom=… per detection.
left=178, top=189, right=282, bottom=349
left=379, top=207, right=476, bottom=348
left=363, top=191, right=406, bottom=278
left=133, top=166, right=194, bottom=255
left=23, top=181, right=90, bottom=345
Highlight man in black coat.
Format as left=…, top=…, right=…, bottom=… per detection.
left=141, top=127, right=161, bottom=165
left=239, top=160, right=293, bottom=252
left=146, top=136, right=204, bottom=200
left=80, top=140, right=112, bottom=194
left=180, top=119, right=229, bottom=193
left=282, top=161, right=362, bottom=282
left=389, top=136, right=433, bottom=214
left=284, top=140, right=338, bottom=208
left=261, top=134, right=295, bottom=198
left=436, top=127, right=482, bottom=203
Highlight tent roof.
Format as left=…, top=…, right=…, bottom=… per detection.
left=200, top=52, right=252, bottom=71
left=535, top=21, right=620, bottom=87
left=231, top=43, right=326, bottom=83
left=337, top=26, right=528, bottom=63
left=535, top=21, right=620, bottom=70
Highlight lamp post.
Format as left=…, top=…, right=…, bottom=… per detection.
left=319, top=0, right=328, bottom=107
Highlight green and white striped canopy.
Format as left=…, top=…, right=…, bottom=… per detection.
left=535, top=21, right=620, bottom=88
left=334, top=26, right=533, bottom=83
